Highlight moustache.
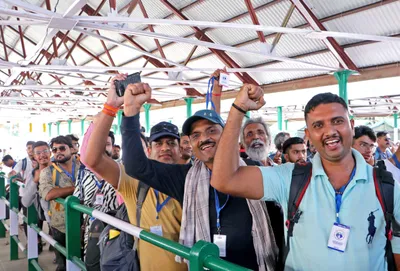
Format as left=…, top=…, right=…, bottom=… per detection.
left=250, top=139, right=265, bottom=148
left=199, top=139, right=215, bottom=149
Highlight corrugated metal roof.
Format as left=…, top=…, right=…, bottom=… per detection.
left=305, top=0, right=381, bottom=19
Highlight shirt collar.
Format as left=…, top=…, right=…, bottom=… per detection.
left=312, top=148, right=369, bottom=183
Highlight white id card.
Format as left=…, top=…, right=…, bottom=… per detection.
left=219, top=73, right=229, bottom=87
left=213, top=234, right=227, bottom=257
left=150, top=225, right=163, bottom=237
left=95, top=193, right=104, bottom=205
left=327, top=223, right=350, bottom=252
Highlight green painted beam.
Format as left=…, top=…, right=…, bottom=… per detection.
left=394, top=112, right=398, bottom=129
left=143, top=104, right=152, bottom=133
left=48, top=123, right=52, bottom=138
left=67, top=119, right=72, bottom=134
left=56, top=122, right=61, bottom=136
left=277, top=106, right=283, bottom=131
left=334, top=70, right=353, bottom=105
left=117, top=110, right=122, bottom=135
left=80, top=119, right=85, bottom=136
left=184, top=97, right=194, bottom=118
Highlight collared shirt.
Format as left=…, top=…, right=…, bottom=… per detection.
left=375, top=147, right=392, bottom=161
left=13, top=157, right=33, bottom=196
left=38, top=160, right=79, bottom=232
left=260, top=149, right=400, bottom=271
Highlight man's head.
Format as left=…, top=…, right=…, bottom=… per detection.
left=282, top=137, right=307, bottom=163
left=304, top=92, right=354, bottom=163
left=182, top=109, right=225, bottom=166
left=106, top=131, right=115, bottom=157
left=148, top=122, right=180, bottom=164
left=376, top=131, right=391, bottom=150
left=273, top=132, right=290, bottom=152
left=2, top=155, right=14, bottom=168
left=179, top=133, right=193, bottom=161
left=66, top=134, right=80, bottom=155
left=353, top=125, right=376, bottom=162
left=50, top=136, right=73, bottom=164
left=33, top=141, right=51, bottom=166
left=112, top=145, right=121, bottom=160
left=26, top=141, right=35, bottom=159
left=240, top=117, right=271, bottom=162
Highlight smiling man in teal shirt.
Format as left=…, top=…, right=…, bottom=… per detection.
left=211, top=85, right=400, bottom=271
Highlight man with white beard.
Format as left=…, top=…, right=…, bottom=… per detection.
left=240, top=117, right=284, bottom=269
left=240, top=117, right=275, bottom=166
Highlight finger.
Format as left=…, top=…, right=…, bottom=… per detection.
left=143, top=83, right=152, bottom=97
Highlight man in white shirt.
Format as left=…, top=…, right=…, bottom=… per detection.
left=9, top=141, right=35, bottom=236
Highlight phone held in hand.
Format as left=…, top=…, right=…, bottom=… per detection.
left=114, top=73, right=141, bottom=97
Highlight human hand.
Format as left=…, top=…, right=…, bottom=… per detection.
left=106, top=73, right=127, bottom=108
left=123, top=83, right=152, bottom=117
left=234, top=84, right=265, bottom=111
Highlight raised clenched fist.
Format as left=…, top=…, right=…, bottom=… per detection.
left=123, top=83, right=152, bottom=117
left=234, top=84, right=266, bottom=112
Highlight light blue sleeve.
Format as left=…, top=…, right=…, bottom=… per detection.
left=259, top=162, right=295, bottom=205
left=391, top=180, right=400, bottom=253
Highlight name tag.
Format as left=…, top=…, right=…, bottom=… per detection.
left=95, top=193, right=104, bottom=205
left=219, top=73, right=229, bottom=87
left=150, top=225, right=163, bottom=237
left=213, top=234, right=227, bottom=257
left=328, top=223, right=350, bottom=252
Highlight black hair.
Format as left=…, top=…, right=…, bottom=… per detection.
left=354, top=126, right=376, bottom=142
left=114, top=145, right=121, bottom=149
left=33, top=141, right=49, bottom=150
left=282, top=137, right=305, bottom=154
left=108, top=131, right=115, bottom=146
left=304, top=92, right=348, bottom=119
left=26, top=141, right=35, bottom=147
left=2, top=154, right=13, bottom=163
left=140, top=133, right=149, bottom=148
left=50, top=136, right=73, bottom=148
left=376, top=131, right=388, bottom=138
left=66, top=134, right=79, bottom=142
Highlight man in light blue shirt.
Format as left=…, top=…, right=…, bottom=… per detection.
left=211, top=85, right=400, bottom=270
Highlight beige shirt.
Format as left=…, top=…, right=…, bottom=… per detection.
left=39, top=161, right=79, bottom=232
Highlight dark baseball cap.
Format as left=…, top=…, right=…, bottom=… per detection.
left=182, top=109, right=225, bottom=135
left=149, top=122, right=180, bottom=143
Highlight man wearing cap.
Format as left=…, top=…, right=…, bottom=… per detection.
left=121, top=82, right=278, bottom=270
left=83, top=74, right=186, bottom=271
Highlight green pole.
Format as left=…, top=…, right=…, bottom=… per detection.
left=9, top=180, right=18, bottom=260
left=184, top=97, right=194, bottom=118
left=188, top=240, right=220, bottom=271
left=112, top=124, right=117, bottom=134
left=277, top=106, right=283, bottom=131
left=0, top=173, right=5, bottom=238
left=27, top=205, right=38, bottom=271
left=65, top=196, right=82, bottom=269
left=143, top=104, right=151, bottom=133
left=117, top=110, right=123, bottom=135
left=67, top=119, right=72, bottom=134
left=285, top=119, right=289, bottom=131
left=334, top=70, right=353, bottom=105
left=80, top=119, right=85, bottom=136
left=48, top=123, right=52, bottom=138
left=394, top=112, right=398, bottom=129
left=56, top=121, right=61, bottom=136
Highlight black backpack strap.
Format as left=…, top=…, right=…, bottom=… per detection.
left=133, top=181, right=150, bottom=250
left=373, top=166, right=397, bottom=270
left=284, top=162, right=312, bottom=262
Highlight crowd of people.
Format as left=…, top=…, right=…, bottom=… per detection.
left=1, top=69, right=400, bottom=271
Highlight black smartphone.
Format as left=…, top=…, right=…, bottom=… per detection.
left=114, top=73, right=141, bottom=97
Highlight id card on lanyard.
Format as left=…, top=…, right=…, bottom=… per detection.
left=213, top=188, right=229, bottom=257
left=150, top=190, right=171, bottom=237
left=327, top=167, right=356, bottom=253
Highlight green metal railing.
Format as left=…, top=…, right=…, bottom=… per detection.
left=0, top=173, right=250, bottom=271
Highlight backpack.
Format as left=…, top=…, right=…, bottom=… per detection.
left=91, top=182, right=150, bottom=271
left=285, top=163, right=398, bottom=270
left=21, top=158, right=27, bottom=174
left=47, top=164, right=62, bottom=217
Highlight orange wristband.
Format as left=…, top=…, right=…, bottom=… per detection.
left=102, top=108, right=116, bottom=117
left=104, top=103, right=119, bottom=114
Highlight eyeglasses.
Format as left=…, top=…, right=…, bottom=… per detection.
left=34, top=149, right=50, bottom=156
left=359, top=142, right=376, bottom=151
left=73, top=143, right=80, bottom=148
left=150, top=123, right=179, bottom=135
left=52, top=146, right=67, bottom=153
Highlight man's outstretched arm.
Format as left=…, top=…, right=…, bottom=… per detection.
left=211, top=84, right=265, bottom=199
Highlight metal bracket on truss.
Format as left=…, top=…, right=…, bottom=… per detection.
left=48, top=16, right=78, bottom=31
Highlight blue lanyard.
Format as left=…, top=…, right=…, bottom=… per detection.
left=95, top=179, right=104, bottom=190
left=335, top=167, right=356, bottom=224
left=154, top=190, right=171, bottom=219
left=206, top=77, right=216, bottom=111
left=214, top=188, right=229, bottom=234
left=393, top=155, right=400, bottom=169
left=60, top=163, right=76, bottom=183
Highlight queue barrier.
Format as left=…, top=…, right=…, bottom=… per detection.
left=0, top=173, right=250, bottom=271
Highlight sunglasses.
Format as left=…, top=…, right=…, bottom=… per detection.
left=52, top=146, right=67, bottom=153
left=151, top=123, right=179, bottom=135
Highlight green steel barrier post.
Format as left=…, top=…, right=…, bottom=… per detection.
left=0, top=173, right=5, bottom=238
left=189, top=240, right=219, bottom=271
left=9, top=179, right=19, bottom=260
left=27, top=205, right=38, bottom=271
left=65, top=196, right=82, bottom=271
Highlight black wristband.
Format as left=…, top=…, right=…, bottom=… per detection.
left=232, top=103, right=247, bottom=115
